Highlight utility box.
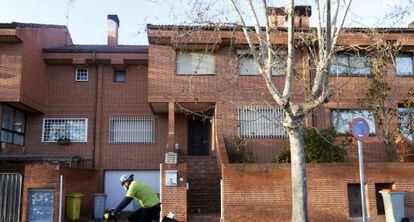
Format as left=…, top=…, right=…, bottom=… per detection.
left=165, top=170, right=178, bottom=187
left=94, top=193, right=106, bottom=220
left=66, top=193, right=83, bottom=221
left=380, top=190, right=406, bottom=222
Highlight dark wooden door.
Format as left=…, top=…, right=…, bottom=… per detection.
left=188, top=119, right=210, bottom=156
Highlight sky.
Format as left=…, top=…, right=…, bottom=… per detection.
left=0, top=0, right=413, bottom=45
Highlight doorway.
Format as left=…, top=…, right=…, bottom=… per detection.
left=187, top=117, right=210, bottom=156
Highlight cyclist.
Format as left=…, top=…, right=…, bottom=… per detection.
left=109, top=174, right=161, bottom=222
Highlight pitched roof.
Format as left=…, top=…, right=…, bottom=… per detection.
left=0, top=22, right=67, bottom=29
left=43, top=44, right=148, bottom=53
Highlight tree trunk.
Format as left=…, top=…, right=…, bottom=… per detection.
left=287, top=116, right=308, bottom=222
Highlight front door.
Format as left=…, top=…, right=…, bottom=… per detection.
left=188, top=118, right=210, bottom=156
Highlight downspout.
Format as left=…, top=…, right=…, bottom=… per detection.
left=58, top=174, right=63, bottom=222
left=92, top=50, right=98, bottom=169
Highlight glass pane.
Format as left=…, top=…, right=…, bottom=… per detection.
left=271, top=54, right=286, bottom=76
left=29, top=189, right=54, bottom=222
left=330, top=55, right=348, bottom=75
left=14, top=109, right=25, bottom=133
left=350, top=55, right=371, bottom=75
left=1, top=130, right=13, bottom=143
left=176, top=52, right=193, bottom=74
left=398, top=107, right=414, bottom=141
left=115, top=72, right=126, bottom=82
left=396, top=55, right=413, bottom=76
left=238, top=56, right=259, bottom=75
left=13, top=134, right=24, bottom=145
left=193, top=52, right=215, bottom=75
left=2, top=105, right=14, bottom=130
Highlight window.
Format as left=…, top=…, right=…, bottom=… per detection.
left=114, top=71, right=126, bottom=82
left=238, top=106, right=286, bottom=138
left=398, top=107, right=414, bottom=141
left=109, top=117, right=155, bottom=143
left=375, top=183, right=393, bottom=215
left=332, top=109, right=376, bottom=134
left=176, top=51, right=215, bottom=75
left=75, top=68, right=88, bottom=81
left=330, top=54, right=371, bottom=75
left=348, top=183, right=363, bottom=217
left=237, top=50, right=286, bottom=76
left=42, top=118, right=87, bottom=142
left=1, top=105, right=26, bottom=145
left=396, top=54, right=414, bottom=76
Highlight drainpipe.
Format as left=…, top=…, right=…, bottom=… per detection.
left=58, top=174, right=63, bottom=222
left=220, top=179, right=223, bottom=221
left=159, top=164, right=163, bottom=222
left=92, top=50, right=97, bottom=170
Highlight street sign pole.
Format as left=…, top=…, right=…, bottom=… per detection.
left=358, top=140, right=367, bottom=222
left=350, top=118, right=370, bottom=222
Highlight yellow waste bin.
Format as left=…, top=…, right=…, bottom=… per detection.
left=66, top=193, right=83, bottom=221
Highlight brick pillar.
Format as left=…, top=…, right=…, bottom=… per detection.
left=161, top=164, right=187, bottom=222
left=168, top=101, right=175, bottom=152
left=0, top=103, right=2, bottom=150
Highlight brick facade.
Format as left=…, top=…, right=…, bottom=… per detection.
left=221, top=163, right=414, bottom=222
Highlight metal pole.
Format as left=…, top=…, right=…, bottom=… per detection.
left=358, top=140, right=367, bottom=222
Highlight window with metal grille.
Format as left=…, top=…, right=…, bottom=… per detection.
left=42, top=118, right=88, bottom=142
left=238, top=106, right=286, bottom=138
left=75, top=68, right=88, bottom=81
left=330, top=54, right=371, bottom=76
left=331, top=109, right=376, bottom=134
left=176, top=51, right=215, bottom=75
left=1, top=105, right=26, bottom=145
left=109, top=117, right=155, bottom=143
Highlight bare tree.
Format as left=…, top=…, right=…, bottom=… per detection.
left=226, top=0, right=352, bottom=221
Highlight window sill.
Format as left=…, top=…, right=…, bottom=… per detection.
left=176, top=73, right=215, bottom=76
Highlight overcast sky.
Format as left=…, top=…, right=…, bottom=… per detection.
left=0, top=0, right=413, bottom=45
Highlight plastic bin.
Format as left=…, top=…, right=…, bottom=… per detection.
left=66, top=193, right=83, bottom=221
left=94, top=193, right=107, bottom=220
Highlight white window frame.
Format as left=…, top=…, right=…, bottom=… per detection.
left=42, top=118, right=88, bottom=142
left=176, top=51, right=215, bottom=75
left=109, top=117, right=155, bottom=144
left=331, top=109, right=376, bottom=134
left=75, top=68, right=88, bottom=82
left=238, top=106, right=287, bottom=138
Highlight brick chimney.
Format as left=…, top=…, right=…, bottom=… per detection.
left=266, top=5, right=311, bottom=28
left=266, top=7, right=287, bottom=28
left=293, top=6, right=311, bottom=28
left=107, top=15, right=119, bottom=46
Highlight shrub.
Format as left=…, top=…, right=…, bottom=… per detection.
left=228, top=137, right=254, bottom=163
left=272, top=127, right=349, bottom=163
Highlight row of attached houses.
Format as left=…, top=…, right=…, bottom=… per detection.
left=0, top=6, right=414, bottom=222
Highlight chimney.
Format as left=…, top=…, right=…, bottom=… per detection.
left=294, top=6, right=311, bottom=28
left=266, top=7, right=287, bottom=28
left=107, top=14, right=120, bottom=46
left=266, top=5, right=311, bottom=28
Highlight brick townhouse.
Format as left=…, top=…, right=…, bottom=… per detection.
left=0, top=6, right=414, bottom=222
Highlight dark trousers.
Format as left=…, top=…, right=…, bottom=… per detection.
left=128, top=204, right=161, bottom=222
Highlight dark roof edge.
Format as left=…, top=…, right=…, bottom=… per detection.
left=146, top=24, right=414, bottom=33
left=43, top=45, right=148, bottom=53
left=0, top=22, right=67, bottom=29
